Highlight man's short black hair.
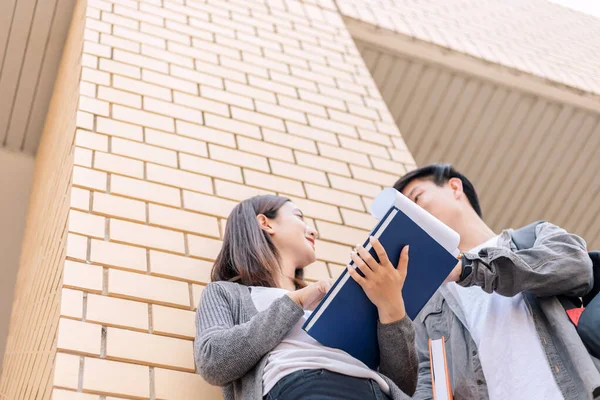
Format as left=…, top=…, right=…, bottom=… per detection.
left=393, top=163, right=483, bottom=218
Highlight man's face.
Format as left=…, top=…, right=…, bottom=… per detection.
left=401, top=177, right=462, bottom=228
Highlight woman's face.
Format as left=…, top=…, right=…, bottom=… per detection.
left=269, top=202, right=318, bottom=269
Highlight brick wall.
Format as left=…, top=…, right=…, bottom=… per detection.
left=0, top=0, right=86, bottom=398
left=5, top=0, right=416, bottom=399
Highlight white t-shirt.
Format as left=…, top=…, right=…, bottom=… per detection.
left=250, top=286, right=390, bottom=396
left=445, top=236, right=563, bottom=400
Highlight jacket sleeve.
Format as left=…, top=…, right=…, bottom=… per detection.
left=410, top=318, right=434, bottom=400
left=459, top=222, right=593, bottom=297
left=377, top=315, right=418, bottom=396
left=194, top=283, right=304, bottom=386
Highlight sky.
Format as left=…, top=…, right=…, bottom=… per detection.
left=548, top=0, right=600, bottom=19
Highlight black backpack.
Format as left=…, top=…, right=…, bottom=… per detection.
left=511, top=220, right=600, bottom=307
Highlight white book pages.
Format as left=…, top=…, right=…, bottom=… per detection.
left=431, top=338, right=450, bottom=400
left=370, top=188, right=461, bottom=257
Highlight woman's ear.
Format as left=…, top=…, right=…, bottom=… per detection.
left=257, top=214, right=275, bottom=235
left=448, top=177, right=464, bottom=199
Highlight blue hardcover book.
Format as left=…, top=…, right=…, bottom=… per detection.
left=302, top=188, right=460, bottom=370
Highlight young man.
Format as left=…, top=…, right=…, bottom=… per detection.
left=394, top=163, right=600, bottom=400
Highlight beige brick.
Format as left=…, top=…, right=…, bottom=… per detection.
left=69, top=209, right=105, bottom=238
left=303, top=260, right=331, bottom=281
left=192, top=37, right=240, bottom=59
left=101, top=10, right=138, bottom=29
left=99, top=58, right=141, bottom=79
left=91, top=239, right=147, bottom=272
left=388, top=148, right=415, bottom=164
left=53, top=353, right=80, bottom=389
left=305, top=184, right=364, bottom=211
left=357, top=127, right=393, bottom=147
left=113, top=75, right=171, bottom=101
left=224, top=80, right=276, bottom=103
left=94, top=151, right=144, bottom=179
left=93, top=192, right=146, bottom=222
left=295, top=152, right=350, bottom=177
left=139, top=3, right=186, bottom=24
left=270, top=159, right=327, bottom=186
left=76, top=129, right=108, bottom=151
left=237, top=137, right=294, bottom=163
left=328, top=174, right=382, bottom=197
left=86, top=294, right=148, bottom=331
left=350, top=165, right=397, bottom=187
left=80, top=80, right=96, bottom=97
left=315, top=240, right=351, bottom=265
left=77, top=110, right=94, bottom=131
left=107, top=327, right=194, bottom=370
left=286, top=121, right=338, bottom=145
left=146, top=163, right=213, bottom=194
left=63, top=260, right=103, bottom=293
left=141, top=43, right=194, bottom=68
left=183, top=191, right=236, bottom=218
left=86, top=17, right=111, bottom=34
left=340, top=208, right=377, bottom=231
left=114, top=48, right=169, bottom=73
left=165, top=19, right=212, bottom=42
left=71, top=187, right=90, bottom=211
left=209, top=144, right=269, bottom=172
left=329, top=262, right=346, bottom=278
left=277, top=94, right=327, bottom=117
left=149, top=203, right=219, bottom=236
left=114, top=4, right=163, bottom=26
left=200, top=85, right=252, bottom=109
left=98, top=85, right=142, bottom=108
left=287, top=196, right=342, bottom=223
left=57, top=318, right=102, bottom=356
left=144, top=97, right=203, bottom=125
left=328, top=109, right=375, bottom=131
left=100, top=32, right=140, bottom=53
left=176, top=120, right=236, bottom=147
left=339, top=136, right=387, bottom=158
left=144, top=69, right=199, bottom=95
left=204, top=113, right=262, bottom=139
left=74, top=147, right=93, bottom=168
left=110, top=219, right=185, bottom=254
left=214, top=179, right=273, bottom=201
left=79, top=96, right=109, bottom=116
left=113, top=104, right=175, bottom=132
left=370, top=156, right=407, bottom=175
left=261, top=49, right=307, bottom=70
left=173, top=91, right=229, bottom=117
left=152, top=305, right=195, bottom=340
left=244, top=169, right=304, bottom=197
left=145, top=128, right=207, bottom=157
left=179, top=153, right=242, bottom=182
left=96, top=116, right=144, bottom=141
left=216, top=34, right=261, bottom=56
left=191, top=284, right=205, bottom=310
left=242, top=51, right=288, bottom=75
left=170, top=42, right=218, bottom=64
left=171, top=65, right=223, bottom=89
left=298, top=88, right=345, bottom=110
left=318, top=143, right=370, bottom=168
left=84, top=40, right=111, bottom=58
left=150, top=250, right=212, bottom=284
left=231, top=107, right=285, bottom=131
left=66, top=233, right=88, bottom=261
left=154, top=368, right=222, bottom=400
left=315, top=221, right=369, bottom=247
left=52, top=389, right=99, bottom=400
left=113, top=138, right=178, bottom=167
left=60, top=289, right=83, bottom=319
left=83, top=357, right=150, bottom=399
left=262, top=128, right=317, bottom=154
left=114, top=25, right=166, bottom=49
left=220, top=54, right=268, bottom=78
left=187, top=235, right=222, bottom=260
left=81, top=54, right=97, bottom=69
left=111, top=175, right=181, bottom=206
left=109, top=269, right=189, bottom=307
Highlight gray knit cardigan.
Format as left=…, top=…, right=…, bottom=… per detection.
left=194, top=281, right=418, bottom=400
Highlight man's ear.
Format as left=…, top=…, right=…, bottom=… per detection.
left=257, top=214, right=275, bottom=235
left=448, top=177, right=464, bottom=199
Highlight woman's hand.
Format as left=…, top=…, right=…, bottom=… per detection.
left=287, top=279, right=334, bottom=310
left=347, top=236, right=408, bottom=324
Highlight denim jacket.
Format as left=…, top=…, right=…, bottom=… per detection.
left=413, top=222, right=600, bottom=400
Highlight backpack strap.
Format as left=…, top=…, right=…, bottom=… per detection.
left=511, top=220, right=545, bottom=250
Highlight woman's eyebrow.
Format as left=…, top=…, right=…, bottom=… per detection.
left=407, top=186, right=420, bottom=200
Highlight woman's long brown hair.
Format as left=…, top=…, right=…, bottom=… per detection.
left=211, top=195, right=306, bottom=289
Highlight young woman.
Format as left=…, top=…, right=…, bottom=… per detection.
left=194, top=195, right=417, bottom=400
